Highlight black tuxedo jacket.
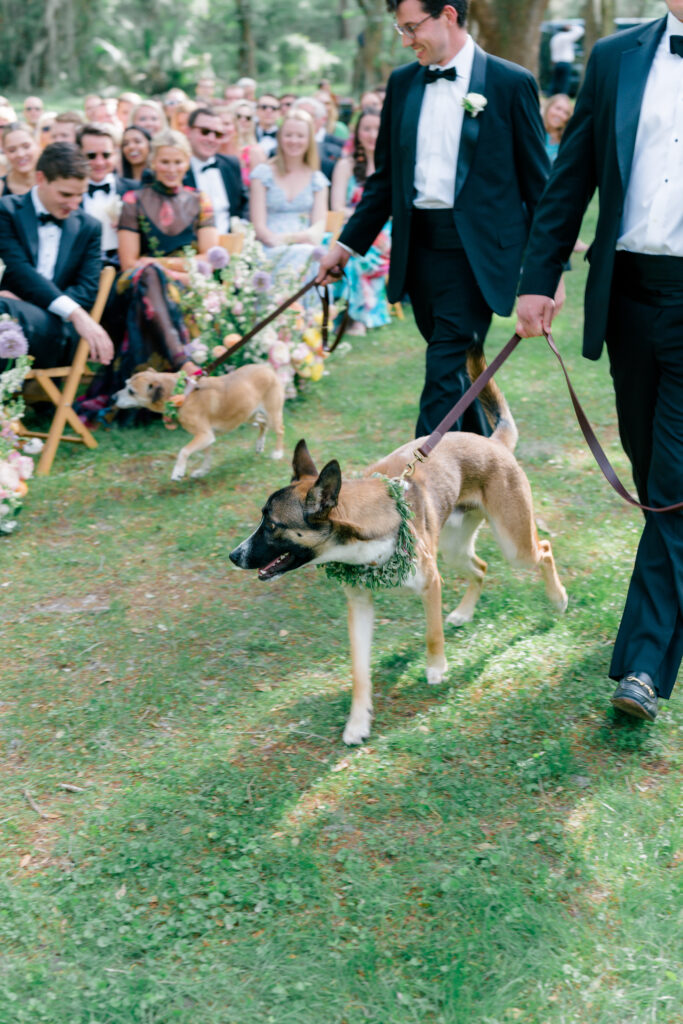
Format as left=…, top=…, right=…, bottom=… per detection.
left=0, top=191, right=102, bottom=313
left=519, top=17, right=668, bottom=360
left=183, top=154, right=248, bottom=220
left=340, top=45, right=549, bottom=312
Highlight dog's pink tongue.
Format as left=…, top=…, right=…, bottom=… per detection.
left=258, top=552, right=292, bottom=580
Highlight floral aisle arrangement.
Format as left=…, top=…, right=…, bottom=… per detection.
left=179, top=225, right=340, bottom=398
left=0, top=317, right=43, bottom=535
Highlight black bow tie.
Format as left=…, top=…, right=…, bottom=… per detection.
left=671, top=36, right=683, bottom=57
left=37, top=211, right=64, bottom=228
left=199, top=160, right=217, bottom=172
left=425, top=65, right=458, bottom=84
left=88, top=181, right=111, bottom=196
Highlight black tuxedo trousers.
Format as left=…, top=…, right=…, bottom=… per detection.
left=606, top=257, right=683, bottom=698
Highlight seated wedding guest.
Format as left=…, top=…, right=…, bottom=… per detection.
left=0, top=123, right=39, bottom=197
left=279, top=93, right=296, bottom=118
left=196, top=75, right=217, bottom=103
left=23, top=96, right=44, bottom=131
left=163, top=88, right=188, bottom=122
left=330, top=108, right=390, bottom=336
left=120, top=125, right=152, bottom=182
left=0, top=142, right=113, bottom=370
left=293, top=97, right=342, bottom=180
left=78, top=123, right=138, bottom=265
left=183, top=107, right=247, bottom=233
left=250, top=109, right=328, bottom=281
left=116, top=92, right=141, bottom=131
left=169, top=99, right=197, bottom=135
left=255, top=93, right=280, bottom=157
left=0, top=104, right=17, bottom=129
left=50, top=111, right=84, bottom=144
left=224, top=84, right=246, bottom=103
left=228, top=100, right=266, bottom=186
left=117, top=128, right=218, bottom=377
left=83, top=94, right=105, bottom=122
left=316, top=89, right=349, bottom=142
left=36, top=112, right=57, bottom=150
left=541, top=94, right=587, bottom=254
left=129, top=100, right=166, bottom=137
left=236, top=77, right=257, bottom=102
left=212, top=105, right=238, bottom=157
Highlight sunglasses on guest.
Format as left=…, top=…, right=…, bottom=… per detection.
left=236, top=113, right=253, bottom=121
left=194, top=126, right=225, bottom=138
left=85, top=151, right=114, bottom=159
left=257, top=103, right=279, bottom=111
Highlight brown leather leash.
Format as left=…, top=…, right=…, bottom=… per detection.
left=200, top=279, right=349, bottom=378
left=402, top=330, right=683, bottom=514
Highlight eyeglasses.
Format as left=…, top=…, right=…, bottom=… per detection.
left=236, top=113, right=252, bottom=121
left=85, top=151, right=114, bottom=159
left=195, top=126, right=224, bottom=138
left=393, top=13, right=433, bottom=38
left=25, top=105, right=42, bottom=111
left=257, top=104, right=279, bottom=111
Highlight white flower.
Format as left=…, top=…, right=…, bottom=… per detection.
left=22, top=438, right=44, bottom=455
left=462, top=92, right=487, bottom=117
left=106, top=195, right=123, bottom=228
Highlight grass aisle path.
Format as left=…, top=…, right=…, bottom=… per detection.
left=0, top=236, right=681, bottom=1023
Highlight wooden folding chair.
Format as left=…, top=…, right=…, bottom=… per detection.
left=19, top=265, right=116, bottom=476
left=325, top=210, right=345, bottom=243
left=218, top=233, right=245, bottom=255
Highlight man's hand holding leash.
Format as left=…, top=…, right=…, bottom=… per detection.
left=316, top=242, right=350, bottom=286
left=516, top=277, right=566, bottom=338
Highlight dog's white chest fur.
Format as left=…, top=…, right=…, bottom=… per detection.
left=313, top=536, right=396, bottom=568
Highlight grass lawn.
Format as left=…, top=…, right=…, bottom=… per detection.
left=0, top=217, right=681, bottom=1023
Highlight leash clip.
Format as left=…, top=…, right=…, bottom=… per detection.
left=400, top=448, right=427, bottom=480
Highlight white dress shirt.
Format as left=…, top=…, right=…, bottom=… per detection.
left=414, top=34, right=474, bottom=208
left=82, top=173, right=119, bottom=252
left=617, top=11, right=683, bottom=257
left=31, top=187, right=78, bottom=321
left=191, top=155, right=230, bottom=233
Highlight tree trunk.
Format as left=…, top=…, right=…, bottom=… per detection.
left=469, top=0, right=550, bottom=76
left=234, top=0, right=256, bottom=78
left=354, top=0, right=387, bottom=91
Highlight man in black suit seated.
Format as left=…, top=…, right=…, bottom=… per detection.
left=318, top=0, right=551, bottom=437
left=78, top=123, right=138, bottom=268
left=0, top=143, right=113, bottom=370
left=255, top=93, right=280, bottom=157
left=183, top=107, right=248, bottom=233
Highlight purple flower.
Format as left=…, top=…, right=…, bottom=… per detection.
left=195, top=259, right=213, bottom=277
left=207, top=246, right=230, bottom=270
left=252, top=270, right=272, bottom=293
left=311, top=245, right=326, bottom=262
left=0, top=322, right=28, bottom=359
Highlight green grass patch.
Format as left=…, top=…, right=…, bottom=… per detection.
left=0, top=207, right=681, bottom=1023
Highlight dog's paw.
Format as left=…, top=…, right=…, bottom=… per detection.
left=343, top=710, right=372, bottom=746
left=552, top=587, right=569, bottom=614
left=170, top=468, right=185, bottom=482
left=254, top=439, right=266, bottom=454
left=271, top=450, right=284, bottom=461
left=190, top=466, right=209, bottom=478
left=426, top=662, right=447, bottom=686
left=446, top=608, right=472, bottom=628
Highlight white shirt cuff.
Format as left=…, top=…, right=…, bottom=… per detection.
left=49, top=296, right=79, bottom=320
left=337, top=240, right=358, bottom=258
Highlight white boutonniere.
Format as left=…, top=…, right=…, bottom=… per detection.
left=462, top=93, right=487, bottom=118
left=106, top=194, right=123, bottom=228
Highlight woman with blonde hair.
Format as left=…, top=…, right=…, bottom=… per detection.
left=250, top=108, right=328, bottom=282
left=129, top=100, right=167, bottom=138
left=116, top=127, right=218, bottom=379
left=0, top=123, right=39, bottom=196
left=228, top=99, right=265, bottom=186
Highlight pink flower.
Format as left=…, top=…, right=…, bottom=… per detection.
left=203, top=291, right=223, bottom=314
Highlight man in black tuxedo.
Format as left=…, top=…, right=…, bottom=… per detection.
left=318, top=0, right=550, bottom=436
left=517, top=3, right=683, bottom=720
left=0, top=143, right=113, bottom=369
left=255, top=93, right=280, bottom=157
left=183, top=107, right=248, bottom=233
left=78, top=123, right=137, bottom=267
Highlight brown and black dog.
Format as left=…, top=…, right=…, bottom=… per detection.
left=230, top=350, right=567, bottom=744
left=115, top=364, right=285, bottom=480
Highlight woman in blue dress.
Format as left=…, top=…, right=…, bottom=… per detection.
left=249, top=109, right=328, bottom=285
left=330, top=108, right=391, bottom=335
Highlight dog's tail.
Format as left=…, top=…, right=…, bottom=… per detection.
left=466, top=343, right=518, bottom=452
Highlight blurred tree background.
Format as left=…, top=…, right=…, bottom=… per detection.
left=0, top=0, right=669, bottom=99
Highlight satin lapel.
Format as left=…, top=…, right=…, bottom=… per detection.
left=53, top=212, right=79, bottom=285
left=400, top=67, right=426, bottom=207
left=615, top=17, right=666, bottom=192
left=454, top=44, right=487, bottom=202
left=17, top=194, right=40, bottom=266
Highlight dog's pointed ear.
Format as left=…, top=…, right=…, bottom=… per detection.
left=305, top=460, right=341, bottom=521
left=292, top=439, right=318, bottom=481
